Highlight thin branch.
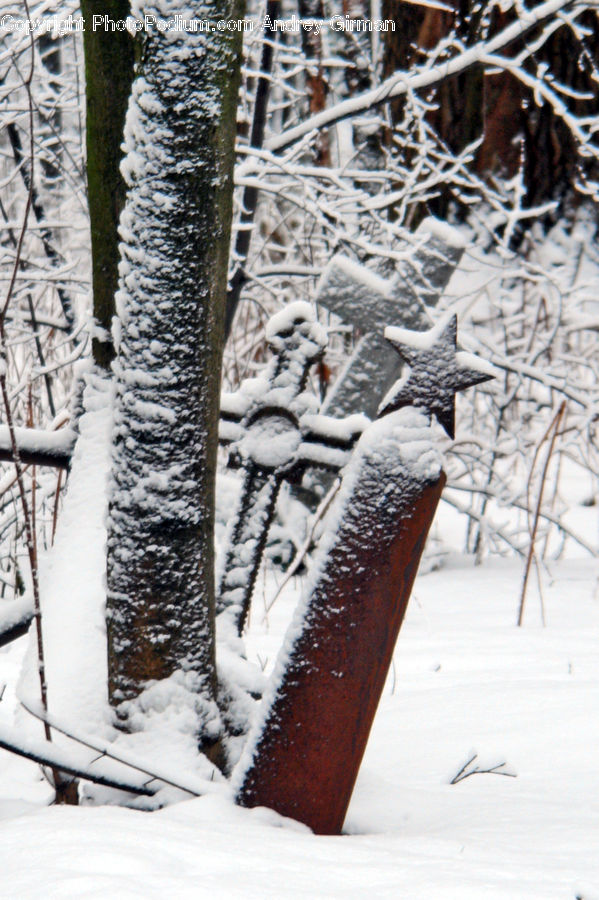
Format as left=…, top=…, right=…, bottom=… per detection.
left=0, top=9, right=64, bottom=794
left=517, top=401, right=567, bottom=626
left=450, top=752, right=517, bottom=784
left=20, top=697, right=222, bottom=799
left=225, top=0, right=281, bottom=338
left=262, top=478, right=341, bottom=620
left=0, top=720, right=155, bottom=797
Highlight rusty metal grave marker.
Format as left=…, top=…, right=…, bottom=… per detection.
left=217, top=301, right=368, bottom=636
left=235, top=316, right=493, bottom=834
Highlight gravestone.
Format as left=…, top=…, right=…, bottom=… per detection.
left=305, top=218, right=465, bottom=500
left=217, top=302, right=367, bottom=636
left=235, top=318, right=493, bottom=834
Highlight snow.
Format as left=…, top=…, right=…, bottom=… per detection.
left=455, top=349, right=498, bottom=379
left=315, top=253, right=429, bottom=337
left=0, top=595, right=33, bottom=639
left=385, top=315, right=453, bottom=351
left=418, top=216, right=467, bottom=249
left=264, top=300, right=321, bottom=343
left=0, top=239, right=596, bottom=891
left=238, top=414, right=301, bottom=470
left=1, top=556, right=598, bottom=896
left=300, top=411, right=369, bottom=443
left=318, top=255, right=393, bottom=307
left=266, top=0, right=578, bottom=154
left=385, top=321, right=497, bottom=382
left=296, top=441, right=353, bottom=470
left=0, top=425, right=76, bottom=459
left=0, top=717, right=153, bottom=797
left=17, top=367, right=113, bottom=737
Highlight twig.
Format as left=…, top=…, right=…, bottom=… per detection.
left=267, top=0, right=579, bottom=153
left=0, top=8, right=64, bottom=797
left=517, top=401, right=566, bottom=626
left=20, top=697, right=221, bottom=799
left=0, top=721, right=155, bottom=797
left=51, top=468, right=63, bottom=544
left=262, top=478, right=340, bottom=620
left=450, top=752, right=517, bottom=784
left=225, top=0, right=280, bottom=338
left=445, top=481, right=596, bottom=557
left=0, top=195, right=57, bottom=416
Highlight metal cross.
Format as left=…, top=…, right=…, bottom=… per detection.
left=217, top=302, right=366, bottom=635
left=302, top=218, right=464, bottom=502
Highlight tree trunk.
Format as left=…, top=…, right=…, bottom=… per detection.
left=106, top=0, right=243, bottom=761
left=80, top=0, right=136, bottom=369
left=299, top=0, right=330, bottom=166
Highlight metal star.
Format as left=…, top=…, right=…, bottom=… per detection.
left=378, top=316, right=494, bottom=438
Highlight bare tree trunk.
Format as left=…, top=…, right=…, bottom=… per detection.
left=80, top=0, right=136, bottom=369
left=299, top=0, right=330, bottom=166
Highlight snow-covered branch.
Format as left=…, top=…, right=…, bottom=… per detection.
left=266, top=0, right=581, bottom=152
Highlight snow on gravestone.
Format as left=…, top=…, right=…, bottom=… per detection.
left=305, top=218, right=464, bottom=499
left=235, top=316, right=494, bottom=835
left=316, top=218, right=465, bottom=423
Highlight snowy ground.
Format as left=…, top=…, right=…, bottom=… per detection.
left=1, top=549, right=598, bottom=898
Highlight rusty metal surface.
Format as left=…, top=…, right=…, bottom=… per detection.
left=237, top=444, right=446, bottom=834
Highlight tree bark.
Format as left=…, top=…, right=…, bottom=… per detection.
left=80, top=0, right=136, bottom=369
left=299, top=0, right=330, bottom=166
left=106, top=0, right=243, bottom=760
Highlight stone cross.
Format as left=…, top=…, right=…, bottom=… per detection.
left=316, top=217, right=465, bottom=421
left=217, top=302, right=367, bottom=636
left=305, top=218, right=464, bottom=500
left=235, top=320, right=493, bottom=834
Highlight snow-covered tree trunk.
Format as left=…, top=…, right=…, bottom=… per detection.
left=106, top=0, right=243, bottom=759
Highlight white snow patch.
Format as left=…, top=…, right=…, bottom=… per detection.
left=2, top=558, right=598, bottom=897
left=17, top=367, right=113, bottom=739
